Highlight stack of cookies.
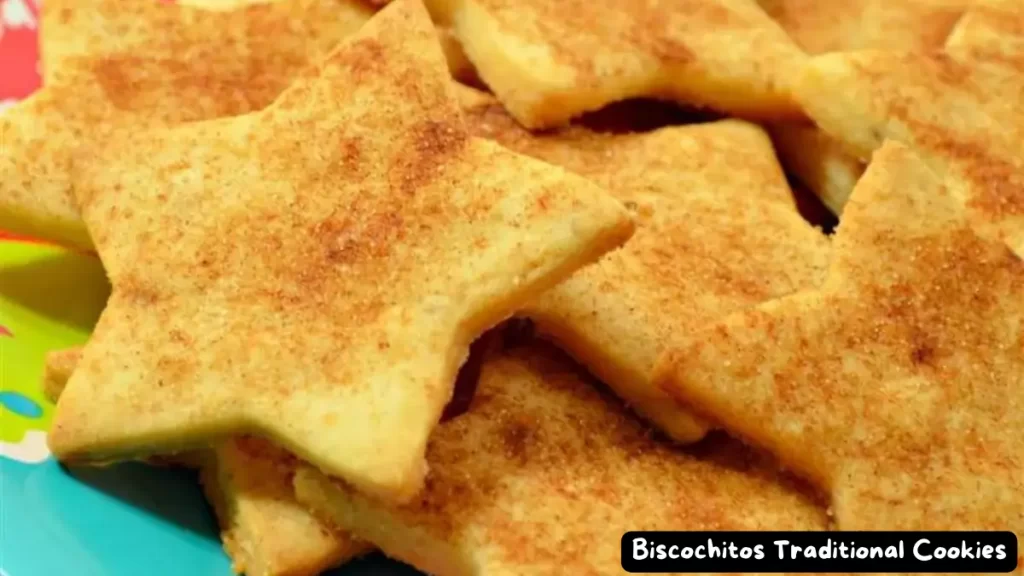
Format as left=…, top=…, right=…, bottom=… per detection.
left=3, top=0, right=1021, bottom=574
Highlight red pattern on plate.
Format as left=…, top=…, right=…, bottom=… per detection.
left=0, top=230, right=56, bottom=244
left=1, top=0, right=42, bottom=238
left=0, top=0, right=41, bottom=102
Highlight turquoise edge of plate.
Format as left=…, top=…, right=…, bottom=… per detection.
left=0, top=237, right=421, bottom=576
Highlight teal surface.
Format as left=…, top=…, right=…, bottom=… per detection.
left=2, top=458, right=232, bottom=576
left=0, top=237, right=424, bottom=575
left=1, top=458, right=423, bottom=575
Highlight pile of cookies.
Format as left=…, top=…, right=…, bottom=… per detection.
left=3, top=0, right=1022, bottom=574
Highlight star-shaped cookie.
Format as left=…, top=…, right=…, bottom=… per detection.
left=39, top=0, right=372, bottom=85
left=0, top=0, right=372, bottom=249
left=42, top=347, right=81, bottom=404
left=48, top=0, right=634, bottom=504
left=656, top=141, right=1024, bottom=539
left=198, top=439, right=372, bottom=576
left=761, top=0, right=968, bottom=216
left=945, top=0, right=1024, bottom=66
left=42, top=349, right=369, bottom=576
left=758, top=0, right=968, bottom=54
left=795, top=48, right=1024, bottom=258
left=767, top=122, right=865, bottom=215
left=295, top=342, right=827, bottom=576
left=431, top=0, right=807, bottom=129
left=456, top=86, right=830, bottom=443
left=438, top=26, right=481, bottom=85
